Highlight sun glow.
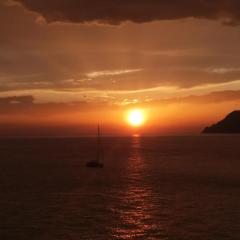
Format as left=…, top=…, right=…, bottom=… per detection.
left=127, top=109, right=145, bottom=127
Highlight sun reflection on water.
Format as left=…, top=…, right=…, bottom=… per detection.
left=112, top=137, right=165, bottom=239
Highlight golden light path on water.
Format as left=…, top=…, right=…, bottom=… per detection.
left=112, top=137, right=165, bottom=239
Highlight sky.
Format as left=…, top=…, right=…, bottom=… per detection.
left=1, top=0, right=240, bottom=136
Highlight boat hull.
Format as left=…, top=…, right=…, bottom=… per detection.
left=86, top=161, right=104, bottom=168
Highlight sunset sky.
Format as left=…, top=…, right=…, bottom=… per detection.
left=1, top=0, right=240, bottom=136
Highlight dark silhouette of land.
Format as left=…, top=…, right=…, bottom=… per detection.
left=203, top=111, right=240, bottom=133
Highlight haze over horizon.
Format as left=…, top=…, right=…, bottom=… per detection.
left=1, top=0, right=240, bottom=136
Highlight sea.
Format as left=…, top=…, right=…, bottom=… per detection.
left=0, top=136, right=239, bottom=240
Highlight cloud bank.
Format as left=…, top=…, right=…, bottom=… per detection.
left=15, top=0, right=240, bottom=25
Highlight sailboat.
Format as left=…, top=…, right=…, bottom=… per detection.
left=86, top=125, right=104, bottom=168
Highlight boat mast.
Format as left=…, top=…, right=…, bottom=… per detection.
left=97, top=124, right=101, bottom=162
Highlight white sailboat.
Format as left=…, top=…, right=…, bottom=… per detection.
left=86, top=125, right=104, bottom=168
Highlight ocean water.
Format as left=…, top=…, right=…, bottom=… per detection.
left=0, top=136, right=239, bottom=240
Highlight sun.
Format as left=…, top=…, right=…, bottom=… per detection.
left=127, top=109, right=145, bottom=127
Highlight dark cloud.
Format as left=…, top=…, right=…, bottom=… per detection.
left=15, top=0, right=240, bottom=25
left=0, top=95, right=109, bottom=116
left=0, top=95, right=34, bottom=105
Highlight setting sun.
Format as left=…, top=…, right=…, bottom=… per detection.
left=127, top=109, right=145, bottom=127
